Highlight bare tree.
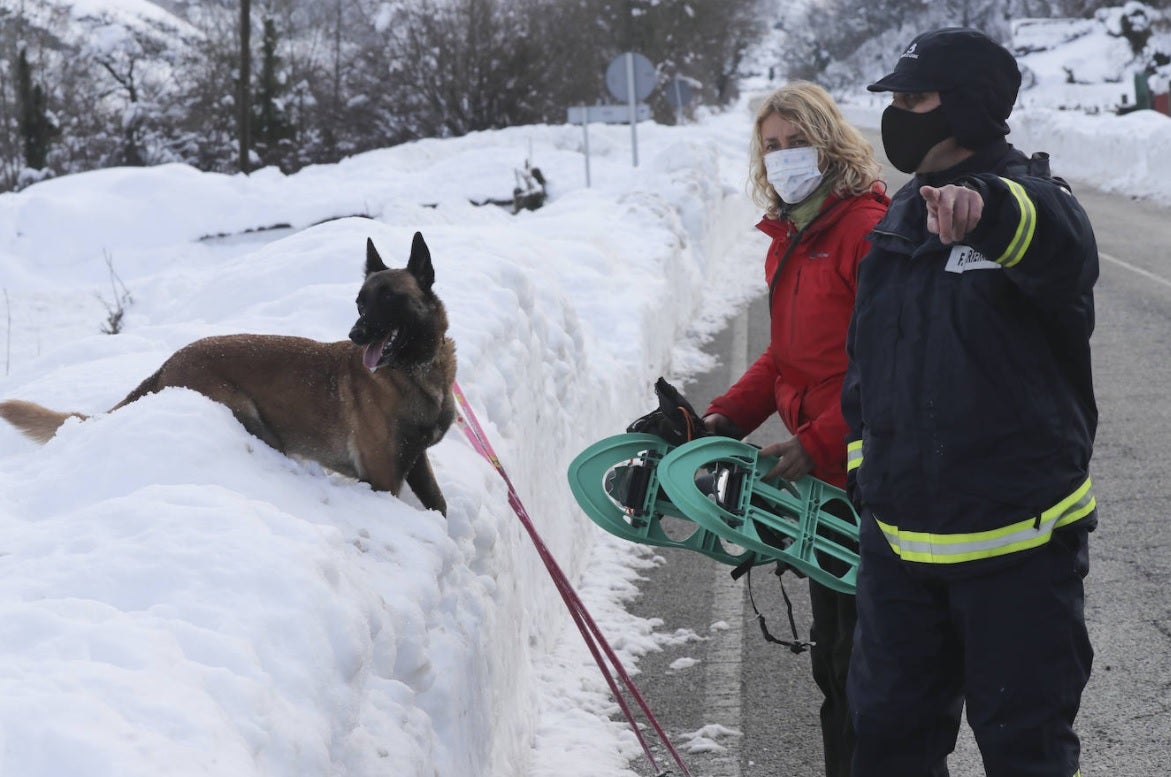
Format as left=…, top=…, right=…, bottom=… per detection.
left=167, top=6, right=244, bottom=174
left=1, top=0, right=1144, bottom=194
left=631, top=0, right=768, bottom=114
left=375, top=0, right=545, bottom=138
left=83, top=20, right=188, bottom=167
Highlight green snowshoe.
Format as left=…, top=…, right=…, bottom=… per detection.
left=567, top=433, right=860, bottom=594
left=656, top=437, right=859, bottom=594
left=567, top=432, right=769, bottom=568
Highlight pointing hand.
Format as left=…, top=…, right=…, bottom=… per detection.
left=922, top=183, right=984, bottom=244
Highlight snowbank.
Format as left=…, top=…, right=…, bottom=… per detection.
left=0, top=114, right=762, bottom=777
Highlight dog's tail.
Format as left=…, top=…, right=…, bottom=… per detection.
left=0, top=399, right=87, bottom=444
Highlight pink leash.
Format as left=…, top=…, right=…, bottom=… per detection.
left=453, top=381, right=692, bottom=777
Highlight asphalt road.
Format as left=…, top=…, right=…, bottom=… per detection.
left=623, top=132, right=1171, bottom=777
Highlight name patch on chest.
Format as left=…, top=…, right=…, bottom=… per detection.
left=945, top=244, right=1001, bottom=273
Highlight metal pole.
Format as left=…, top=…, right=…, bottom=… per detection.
left=674, top=78, right=683, bottom=125
left=583, top=114, right=591, bottom=188
left=626, top=52, right=638, bottom=167
left=238, top=0, right=252, bottom=174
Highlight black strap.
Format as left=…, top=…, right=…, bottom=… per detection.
left=766, top=229, right=805, bottom=313
left=738, top=563, right=813, bottom=654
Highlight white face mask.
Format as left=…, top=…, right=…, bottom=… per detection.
left=764, top=146, right=823, bottom=204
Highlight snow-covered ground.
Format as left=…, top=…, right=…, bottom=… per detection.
left=2, top=14, right=1170, bottom=777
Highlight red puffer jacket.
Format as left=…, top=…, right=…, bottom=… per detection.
left=706, top=189, right=888, bottom=488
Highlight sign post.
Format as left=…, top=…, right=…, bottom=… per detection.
left=605, top=52, right=656, bottom=168
left=566, top=103, right=653, bottom=187
left=625, top=53, right=638, bottom=165
left=664, top=75, right=697, bottom=125
left=581, top=112, right=591, bottom=188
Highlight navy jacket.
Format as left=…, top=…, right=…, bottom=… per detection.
left=842, top=141, right=1098, bottom=564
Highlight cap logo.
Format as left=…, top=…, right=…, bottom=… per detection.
left=900, top=43, right=919, bottom=60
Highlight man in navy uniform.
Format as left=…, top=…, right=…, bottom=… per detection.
left=842, top=27, right=1099, bottom=777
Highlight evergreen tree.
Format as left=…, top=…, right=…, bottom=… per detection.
left=252, top=17, right=296, bottom=170
left=16, top=48, right=54, bottom=171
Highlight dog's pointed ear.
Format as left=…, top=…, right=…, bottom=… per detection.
left=366, top=238, right=389, bottom=277
left=407, top=231, right=435, bottom=292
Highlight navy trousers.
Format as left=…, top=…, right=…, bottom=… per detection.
left=848, top=512, right=1093, bottom=777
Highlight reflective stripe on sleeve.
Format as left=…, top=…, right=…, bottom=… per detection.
left=846, top=440, right=863, bottom=472
left=995, top=177, right=1036, bottom=268
left=875, top=477, right=1095, bottom=564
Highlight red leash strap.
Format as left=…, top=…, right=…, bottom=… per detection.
left=452, top=381, right=691, bottom=777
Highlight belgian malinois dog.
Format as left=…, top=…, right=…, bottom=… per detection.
left=0, top=232, right=457, bottom=515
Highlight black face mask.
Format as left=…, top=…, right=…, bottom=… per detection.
left=881, top=104, right=952, bottom=174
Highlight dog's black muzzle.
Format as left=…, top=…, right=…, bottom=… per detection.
left=348, top=318, right=372, bottom=345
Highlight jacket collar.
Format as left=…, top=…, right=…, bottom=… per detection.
left=919, top=140, right=1017, bottom=187
left=756, top=191, right=854, bottom=240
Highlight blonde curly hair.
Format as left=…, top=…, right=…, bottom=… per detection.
left=749, top=81, right=882, bottom=219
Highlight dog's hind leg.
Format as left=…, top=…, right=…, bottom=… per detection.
left=211, top=392, right=286, bottom=452
left=0, top=400, right=86, bottom=444
left=406, top=454, right=447, bottom=516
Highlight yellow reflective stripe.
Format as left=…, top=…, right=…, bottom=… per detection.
left=876, top=478, right=1094, bottom=564
left=847, top=440, right=863, bottom=472
left=995, top=177, right=1036, bottom=268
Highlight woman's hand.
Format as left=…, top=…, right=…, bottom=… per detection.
left=761, top=437, right=815, bottom=482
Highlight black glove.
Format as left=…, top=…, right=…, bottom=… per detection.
left=702, top=412, right=744, bottom=439
left=626, top=377, right=709, bottom=446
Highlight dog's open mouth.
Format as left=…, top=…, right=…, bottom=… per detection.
left=362, top=329, right=404, bottom=371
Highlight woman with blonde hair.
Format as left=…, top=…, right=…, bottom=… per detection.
left=703, top=81, right=888, bottom=777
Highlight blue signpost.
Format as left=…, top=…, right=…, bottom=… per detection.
left=566, top=51, right=656, bottom=187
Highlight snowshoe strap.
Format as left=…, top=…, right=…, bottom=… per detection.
left=730, top=556, right=754, bottom=581
left=744, top=564, right=813, bottom=654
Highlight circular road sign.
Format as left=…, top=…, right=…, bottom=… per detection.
left=606, top=52, right=656, bottom=103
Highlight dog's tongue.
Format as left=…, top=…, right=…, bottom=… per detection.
left=362, top=335, right=391, bottom=371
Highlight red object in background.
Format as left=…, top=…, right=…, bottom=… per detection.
left=1155, top=91, right=1170, bottom=115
